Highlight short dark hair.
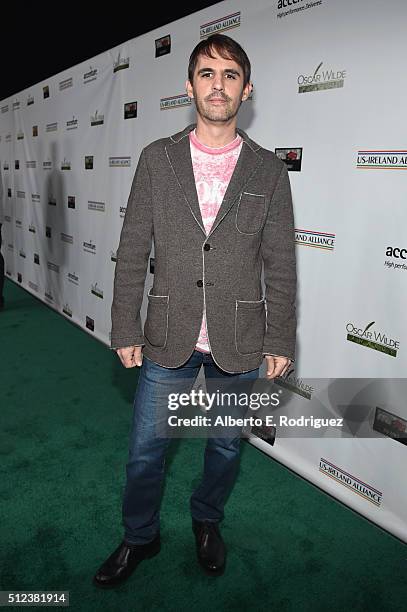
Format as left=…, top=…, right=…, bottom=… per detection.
left=188, top=34, right=251, bottom=87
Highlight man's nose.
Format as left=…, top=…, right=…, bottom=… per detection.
left=212, top=75, right=224, bottom=91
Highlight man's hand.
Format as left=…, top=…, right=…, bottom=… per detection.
left=116, top=345, right=143, bottom=368
left=265, top=355, right=291, bottom=379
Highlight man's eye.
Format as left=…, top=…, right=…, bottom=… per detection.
left=201, top=72, right=212, bottom=77
left=226, top=74, right=237, bottom=79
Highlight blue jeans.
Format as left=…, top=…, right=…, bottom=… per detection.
left=122, top=350, right=259, bottom=544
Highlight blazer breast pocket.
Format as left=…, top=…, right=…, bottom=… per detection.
left=144, top=290, right=169, bottom=348
left=235, top=192, right=266, bottom=235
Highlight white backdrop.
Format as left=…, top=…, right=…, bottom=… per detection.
left=1, top=0, right=406, bottom=541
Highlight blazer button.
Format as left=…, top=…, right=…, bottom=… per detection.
left=204, top=244, right=210, bottom=251
left=196, top=280, right=203, bottom=287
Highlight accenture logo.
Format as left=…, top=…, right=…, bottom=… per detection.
left=384, top=246, right=407, bottom=271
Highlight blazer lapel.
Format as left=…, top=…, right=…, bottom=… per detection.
left=207, top=132, right=263, bottom=239
left=165, top=124, right=264, bottom=239
left=165, top=126, right=206, bottom=236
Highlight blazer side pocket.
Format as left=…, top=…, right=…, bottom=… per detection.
left=235, top=298, right=266, bottom=355
left=144, top=291, right=169, bottom=348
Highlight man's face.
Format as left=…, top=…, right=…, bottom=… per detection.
left=186, top=49, right=252, bottom=124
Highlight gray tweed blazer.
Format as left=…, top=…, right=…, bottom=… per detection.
left=111, top=123, right=297, bottom=373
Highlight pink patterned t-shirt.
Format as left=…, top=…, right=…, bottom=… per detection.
left=189, top=128, right=243, bottom=354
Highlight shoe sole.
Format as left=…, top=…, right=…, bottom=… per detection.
left=92, top=543, right=161, bottom=589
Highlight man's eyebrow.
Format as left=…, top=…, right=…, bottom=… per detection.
left=197, top=67, right=241, bottom=76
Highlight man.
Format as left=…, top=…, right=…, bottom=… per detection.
left=93, top=34, right=296, bottom=588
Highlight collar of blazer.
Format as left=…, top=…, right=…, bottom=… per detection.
left=165, top=123, right=264, bottom=238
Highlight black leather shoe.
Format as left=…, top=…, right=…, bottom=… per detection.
left=92, top=534, right=161, bottom=588
left=192, top=519, right=226, bottom=576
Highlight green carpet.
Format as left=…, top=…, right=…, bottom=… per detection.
left=0, top=278, right=405, bottom=611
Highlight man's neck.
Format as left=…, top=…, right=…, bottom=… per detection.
left=194, top=117, right=238, bottom=148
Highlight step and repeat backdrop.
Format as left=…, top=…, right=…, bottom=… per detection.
left=1, top=0, right=406, bottom=541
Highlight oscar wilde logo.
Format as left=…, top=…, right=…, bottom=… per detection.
left=61, top=158, right=71, bottom=170
left=200, top=11, right=241, bottom=38
left=91, top=282, right=104, bottom=299
left=160, top=94, right=191, bottom=110
left=83, top=240, right=96, bottom=254
left=84, top=65, right=98, bottom=84
left=356, top=150, right=407, bottom=169
left=113, top=52, right=129, bottom=73
left=295, top=229, right=335, bottom=251
left=346, top=321, right=400, bottom=357
left=62, top=303, right=73, bottom=317
left=91, top=110, right=104, bottom=126
left=44, top=288, right=53, bottom=302
left=274, top=368, right=314, bottom=400
left=319, top=458, right=382, bottom=506
left=298, top=62, right=346, bottom=93
left=66, top=116, right=78, bottom=131
left=68, top=271, right=79, bottom=285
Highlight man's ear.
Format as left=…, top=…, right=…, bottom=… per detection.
left=186, top=79, right=194, bottom=98
left=241, top=81, right=253, bottom=101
